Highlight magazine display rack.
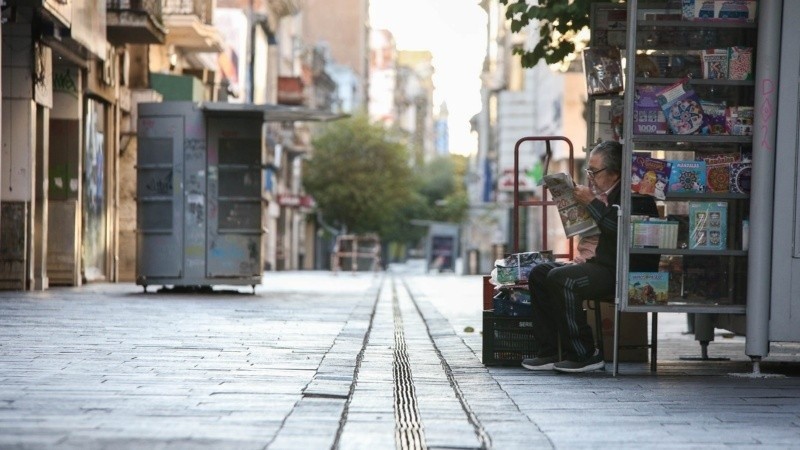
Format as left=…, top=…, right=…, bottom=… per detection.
left=614, top=0, right=756, bottom=314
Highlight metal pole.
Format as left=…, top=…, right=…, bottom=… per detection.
left=745, top=0, right=782, bottom=358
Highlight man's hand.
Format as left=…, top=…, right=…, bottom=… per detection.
left=573, top=184, right=596, bottom=206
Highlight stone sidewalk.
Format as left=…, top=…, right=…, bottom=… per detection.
left=1, top=270, right=799, bottom=449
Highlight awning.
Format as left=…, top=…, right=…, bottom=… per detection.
left=201, top=102, right=348, bottom=122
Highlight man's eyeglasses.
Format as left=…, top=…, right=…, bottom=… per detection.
left=585, top=167, right=607, bottom=178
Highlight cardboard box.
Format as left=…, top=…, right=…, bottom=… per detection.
left=586, top=302, right=649, bottom=362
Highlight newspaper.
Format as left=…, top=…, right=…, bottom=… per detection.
left=542, top=173, right=599, bottom=238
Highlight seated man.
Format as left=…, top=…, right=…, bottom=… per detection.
left=522, top=140, right=657, bottom=373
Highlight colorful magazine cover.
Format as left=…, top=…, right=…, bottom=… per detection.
left=668, top=160, right=707, bottom=193
left=628, top=272, right=669, bottom=305
left=697, top=153, right=739, bottom=193
left=656, top=78, right=706, bottom=135
left=726, top=106, right=754, bottom=135
left=729, top=161, right=752, bottom=194
left=631, top=155, right=672, bottom=200
left=700, top=100, right=727, bottom=135
left=728, top=46, right=754, bottom=80
left=689, top=201, right=728, bottom=250
left=701, top=48, right=728, bottom=79
left=633, top=85, right=668, bottom=135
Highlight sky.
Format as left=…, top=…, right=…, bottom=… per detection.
left=369, top=0, right=487, bottom=156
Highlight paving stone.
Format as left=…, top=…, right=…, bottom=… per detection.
left=3, top=271, right=800, bottom=448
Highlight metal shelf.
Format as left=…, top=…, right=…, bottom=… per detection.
left=619, top=0, right=756, bottom=314
left=638, top=19, right=757, bottom=29
left=634, top=77, right=755, bottom=87
left=631, top=134, right=752, bottom=144
left=623, top=304, right=746, bottom=314
left=661, top=192, right=750, bottom=201
left=629, top=247, right=748, bottom=257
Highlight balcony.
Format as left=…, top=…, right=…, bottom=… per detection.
left=277, top=77, right=306, bottom=106
left=107, top=0, right=167, bottom=45
left=162, top=0, right=223, bottom=52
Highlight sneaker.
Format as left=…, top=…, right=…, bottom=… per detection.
left=553, top=349, right=605, bottom=373
left=521, top=355, right=559, bottom=371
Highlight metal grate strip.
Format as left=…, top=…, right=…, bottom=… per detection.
left=400, top=278, right=491, bottom=449
left=392, top=280, right=427, bottom=450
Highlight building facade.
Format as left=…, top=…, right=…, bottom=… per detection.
left=0, top=0, right=355, bottom=289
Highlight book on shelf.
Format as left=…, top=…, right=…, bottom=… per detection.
left=689, top=201, right=728, bottom=250
left=729, top=161, right=752, bottom=194
left=542, top=173, right=600, bottom=238
left=682, top=0, right=757, bottom=22
left=628, top=272, right=669, bottom=306
left=631, top=155, right=672, bottom=200
left=668, top=160, right=707, bottom=193
left=631, top=219, right=679, bottom=249
left=701, top=48, right=728, bottom=79
left=728, top=47, right=754, bottom=80
left=656, top=79, right=706, bottom=135
left=582, top=47, right=624, bottom=96
left=697, top=153, right=740, bottom=193
left=701, top=100, right=727, bottom=135
left=633, top=85, right=668, bottom=135
left=725, top=106, right=754, bottom=135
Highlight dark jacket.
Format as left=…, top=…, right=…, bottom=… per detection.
left=584, top=183, right=659, bottom=270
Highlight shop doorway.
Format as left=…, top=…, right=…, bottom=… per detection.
left=82, top=99, right=107, bottom=282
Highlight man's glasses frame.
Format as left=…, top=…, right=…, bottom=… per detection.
left=585, top=167, right=607, bottom=178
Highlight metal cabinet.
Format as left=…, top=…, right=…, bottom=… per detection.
left=136, top=102, right=264, bottom=290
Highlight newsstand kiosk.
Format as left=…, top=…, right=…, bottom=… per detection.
left=135, top=102, right=338, bottom=292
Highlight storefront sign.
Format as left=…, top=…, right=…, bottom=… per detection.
left=277, top=194, right=315, bottom=208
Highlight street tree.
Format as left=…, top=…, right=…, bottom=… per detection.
left=303, top=114, right=413, bottom=236
left=381, top=154, right=470, bottom=262
left=416, top=154, right=469, bottom=224
left=500, top=0, right=613, bottom=67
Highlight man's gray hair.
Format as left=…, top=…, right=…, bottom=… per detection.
left=591, top=140, right=622, bottom=175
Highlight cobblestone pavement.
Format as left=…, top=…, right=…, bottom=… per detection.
left=1, top=269, right=800, bottom=449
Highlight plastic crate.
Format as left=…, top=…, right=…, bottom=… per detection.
left=482, top=311, right=538, bottom=366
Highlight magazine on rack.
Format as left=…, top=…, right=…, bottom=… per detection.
left=542, top=173, right=600, bottom=238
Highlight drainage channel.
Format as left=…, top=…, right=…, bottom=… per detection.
left=398, top=277, right=491, bottom=450
left=392, top=279, right=427, bottom=450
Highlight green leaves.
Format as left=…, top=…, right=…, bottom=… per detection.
left=304, top=114, right=413, bottom=236
left=499, top=0, right=615, bottom=67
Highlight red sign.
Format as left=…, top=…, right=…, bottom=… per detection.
left=277, top=194, right=315, bottom=208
